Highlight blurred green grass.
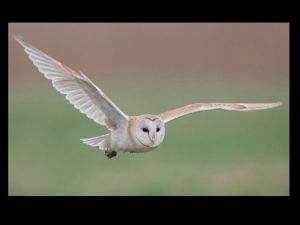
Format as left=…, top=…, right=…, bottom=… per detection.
left=9, top=80, right=289, bottom=195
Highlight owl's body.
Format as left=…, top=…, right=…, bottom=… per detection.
left=15, top=37, right=282, bottom=159
left=88, top=115, right=163, bottom=158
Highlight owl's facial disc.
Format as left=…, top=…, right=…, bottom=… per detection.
left=135, top=116, right=165, bottom=148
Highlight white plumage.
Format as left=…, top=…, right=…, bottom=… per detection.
left=15, top=37, right=282, bottom=158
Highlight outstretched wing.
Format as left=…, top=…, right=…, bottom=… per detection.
left=15, top=36, right=128, bottom=131
left=159, top=102, right=282, bottom=123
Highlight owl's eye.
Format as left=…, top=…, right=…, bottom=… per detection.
left=156, top=127, right=160, bottom=132
left=142, top=128, right=149, bottom=133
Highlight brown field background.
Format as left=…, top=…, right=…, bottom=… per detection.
left=9, top=23, right=288, bottom=84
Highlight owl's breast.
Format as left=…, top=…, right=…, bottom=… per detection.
left=108, top=129, right=158, bottom=153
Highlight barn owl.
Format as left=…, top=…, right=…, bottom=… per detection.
left=15, top=37, right=282, bottom=159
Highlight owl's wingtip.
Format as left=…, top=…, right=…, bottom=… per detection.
left=13, top=34, right=24, bottom=42
left=268, top=101, right=282, bottom=109
left=13, top=35, right=28, bottom=48
left=274, top=101, right=283, bottom=107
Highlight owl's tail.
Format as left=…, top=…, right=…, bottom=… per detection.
left=80, top=134, right=109, bottom=150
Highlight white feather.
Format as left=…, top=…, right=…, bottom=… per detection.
left=81, top=134, right=109, bottom=149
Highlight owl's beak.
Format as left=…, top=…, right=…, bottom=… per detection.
left=149, top=133, right=156, bottom=144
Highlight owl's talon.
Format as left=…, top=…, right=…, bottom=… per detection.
left=105, top=151, right=117, bottom=159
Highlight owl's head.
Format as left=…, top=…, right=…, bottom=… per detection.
left=131, top=115, right=165, bottom=149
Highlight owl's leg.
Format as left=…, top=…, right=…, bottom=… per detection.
left=105, top=150, right=117, bottom=159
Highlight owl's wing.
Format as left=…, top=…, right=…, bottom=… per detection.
left=159, top=102, right=282, bottom=123
left=15, top=36, right=128, bottom=131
